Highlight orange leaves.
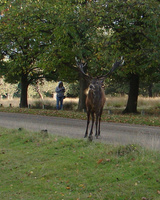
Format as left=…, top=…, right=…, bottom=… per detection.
left=97, top=158, right=111, bottom=164
left=79, top=184, right=85, bottom=189
left=97, top=158, right=104, bottom=164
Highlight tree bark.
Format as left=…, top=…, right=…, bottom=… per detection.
left=20, top=75, right=29, bottom=108
left=35, top=82, right=43, bottom=100
left=78, top=73, right=88, bottom=111
left=148, top=83, right=153, bottom=97
left=123, top=73, right=139, bottom=114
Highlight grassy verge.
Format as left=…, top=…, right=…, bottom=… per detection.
left=0, top=107, right=159, bottom=126
left=1, top=127, right=160, bottom=200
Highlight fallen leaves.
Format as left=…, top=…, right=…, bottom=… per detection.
left=141, top=197, right=147, bottom=200
left=157, top=190, right=160, bottom=194
left=79, top=184, right=85, bottom=189
left=88, top=193, right=92, bottom=198
left=26, top=170, right=34, bottom=176
left=97, top=159, right=104, bottom=164
left=66, top=186, right=70, bottom=190
left=97, top=158, right=111, bottom=164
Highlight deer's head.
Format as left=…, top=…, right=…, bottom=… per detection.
left=89, top=78, right=104, bottom=94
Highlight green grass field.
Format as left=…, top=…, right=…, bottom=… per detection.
left=1, top=127, right=160, bottom=200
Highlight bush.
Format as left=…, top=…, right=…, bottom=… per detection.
left=31, top=100, right=55, bottom=109
left=67, top=82, right=79, bottom=97
left=63, top=102, right=77, bottom=110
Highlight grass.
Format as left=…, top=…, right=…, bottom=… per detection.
left=1, top=127, right=160, bottom=200
left=1, top=96, right=160, bottom=111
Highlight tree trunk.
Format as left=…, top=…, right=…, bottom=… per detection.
left=20, top=75, right=29, bottom=108
left=123, top=73, right=139, bottom=114
left=35, top=82, right=43, bottom=100
left=148, top=83, right=153, bottom=97
left=78, top=74, right=88, bottom=111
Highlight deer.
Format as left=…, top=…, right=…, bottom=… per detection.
left=76, top=57, right=124, bottom=140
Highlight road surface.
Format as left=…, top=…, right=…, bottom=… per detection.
left=0, top=112, right=159, bottom=150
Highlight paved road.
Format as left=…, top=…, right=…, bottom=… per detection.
left=0, top=112, right=159, bottom=150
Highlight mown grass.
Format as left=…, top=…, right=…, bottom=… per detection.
left=1, top=127, right=160, bottom=200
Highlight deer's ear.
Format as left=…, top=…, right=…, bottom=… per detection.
left=99, top=79, right=105, bottom=88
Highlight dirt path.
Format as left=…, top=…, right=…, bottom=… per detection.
left=0, top=112, right=159, bottom=150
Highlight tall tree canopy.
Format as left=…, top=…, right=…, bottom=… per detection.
left=41, top=0, right=123, bottom=110
left=44, top=0, right=160, bottom=112
left=0, top=0, right=160, bottom=111
left=108, top=0, right=160, bottom=113
left=0, top=0, right=56, bottom=107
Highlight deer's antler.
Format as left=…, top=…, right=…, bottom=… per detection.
left=75, top=57, right=90, bottom=79
left=76, top=56, right=124, bottom=80
left=98, top=56, right=124, bottom=79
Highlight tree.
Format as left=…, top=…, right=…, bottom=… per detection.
left=45, top=0, right=160, bottom=111
left=41, top=0, right=121, bottom=110
left=2, top=0, right=159, bottom=112
left=107, top=0, right=160, bottom=113
left=0, top=0, right=54, bottom=107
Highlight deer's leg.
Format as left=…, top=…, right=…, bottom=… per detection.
left=89, top=112, right=94, bottom=138
left=98, top=108, right=103, bottom=137
left=95, top=114, right=99, bottom=138
left=84, top=111, right=90, bottom=138
left=98, top=116, right=101, bottom=137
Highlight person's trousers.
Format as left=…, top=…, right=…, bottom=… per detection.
left=56, top=96, right=64, bottom=110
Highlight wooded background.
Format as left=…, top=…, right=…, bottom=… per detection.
left=0, top=0, right=160, bottom=113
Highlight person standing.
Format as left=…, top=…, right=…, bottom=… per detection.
left=55, top=81, right=65, bottom=110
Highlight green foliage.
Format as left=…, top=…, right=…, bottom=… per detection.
left=0, top=77, right=17, bottom=98
left=1, top=1, right=43, bottom=82
left=152, top=83, right=160, bottom=96
left=67, top=82, right=80, bottom=97
left=0, top=0, right=159, bottom=108
left=1, top=128, right=160, bottom=199
left=41, top=0, right=120, bottom=79
left=0, top=0, right=57, bottom=106
left=108, top=0, right=160, bottom=80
